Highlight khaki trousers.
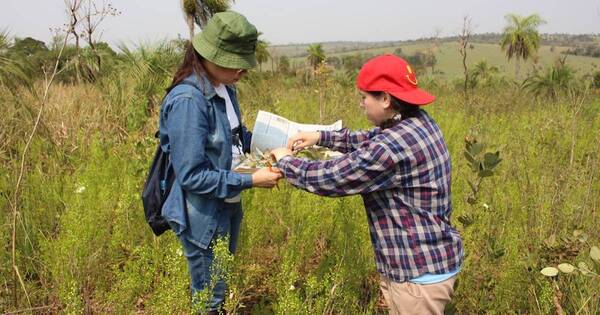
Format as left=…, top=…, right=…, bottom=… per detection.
left=380, top=275, right=456, bottom=315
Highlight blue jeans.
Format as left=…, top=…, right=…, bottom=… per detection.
left=179, top=202, right=242, bottom=312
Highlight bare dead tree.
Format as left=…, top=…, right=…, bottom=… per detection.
left=65, top=0, right=83, bottom=81
left=458, top=16, right=473, bottom=99
left=81, top=0, right=120, bottom=75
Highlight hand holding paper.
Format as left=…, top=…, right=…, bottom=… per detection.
left=250, top=111, right=341, bottom=154
left=234, top=111, right=342, bottom=173
left=287, top=131, right=320, bottom=151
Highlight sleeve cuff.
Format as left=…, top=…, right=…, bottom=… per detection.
left=318, top=131, right=332, bottom=146
left=276, top=155, right=295, bottom=175
left=240, top=173, right=253, bottom=189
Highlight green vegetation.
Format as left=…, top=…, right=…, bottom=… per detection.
left=306, top=43, right=326, bottom=70
left=282, top=41, right=599, bottom=81
left=255, top=35, right=271, bottom=71
left=1, top=27, right=600, bottom=315
left=500, top=14, right=546, bottom=76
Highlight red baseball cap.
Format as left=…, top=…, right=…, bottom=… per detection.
left=356, top=54, right=435, bottom=106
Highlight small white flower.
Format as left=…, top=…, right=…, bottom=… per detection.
left=482, top=203, right=490, bottom=210
left=289, top=284, right=295, bottom=291
left=75, top=185, right=86, bottom=194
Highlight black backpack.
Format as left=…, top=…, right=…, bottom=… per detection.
left=141, top=132, right=174, bottom=236
left=141, top=81, right=196, bottom=236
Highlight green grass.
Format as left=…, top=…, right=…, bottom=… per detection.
left=1, top=57, right=599, bottom=314
left=282, top=42, right=600, bottom=79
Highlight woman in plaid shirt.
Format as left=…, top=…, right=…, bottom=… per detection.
left=271, top=54, right=463, bottom=314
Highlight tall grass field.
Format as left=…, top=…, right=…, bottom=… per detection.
left=1, top=41, right=599, bottom=314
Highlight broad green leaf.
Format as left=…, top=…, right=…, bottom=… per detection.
left=483, top=152, right=501, bottom=169
left=541, top=267, right=559, bottom=277
left=470, top=143, right=484, bottom=156
left=578, top=262, right=590, bottom=275
left=590, top=246, right=600, bottom=262
left=558, top=263, right=575, bottom=273
left=479, top=169, right=494, bottom=178
left=464, top=151, right=475, bottom=164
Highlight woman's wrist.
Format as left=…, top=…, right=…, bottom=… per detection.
left=241, top=173, right=253, bottom=189
left=271, top=148, right=293, bottom=161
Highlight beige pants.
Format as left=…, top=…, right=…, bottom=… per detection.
left=380, top=275, right=456, bottom=315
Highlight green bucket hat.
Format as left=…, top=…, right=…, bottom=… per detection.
left=192, top=11, right=258, bottom=70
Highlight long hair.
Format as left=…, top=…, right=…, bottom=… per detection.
left=367, top=91, right=421, bottom=129
left=166, top=43, right=206, bottom=93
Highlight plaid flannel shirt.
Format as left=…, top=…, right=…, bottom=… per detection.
left=277, top=110, right=463, bottom=282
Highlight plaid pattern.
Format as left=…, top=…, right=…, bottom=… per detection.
left=277, top=110, right=463, bottom=282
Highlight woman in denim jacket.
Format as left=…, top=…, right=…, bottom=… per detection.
left=159, top=11, right=281, bottom=314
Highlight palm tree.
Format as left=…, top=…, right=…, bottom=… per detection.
left=181, top=0, right=232, bottom=39
left=0, top=30, right=10, bottom=53
left=255, top=33, right=270, bottom=71
left=523, top=58, right=574, bottom=100
left=500, top=13, right=546, bottom=78
left=0, top=30, right=32, bottom=92
left=470, top=60, right=499, bottom=87
left=278, top=55, right=291, bottom=74
left=306, top=43, right=325, bottom=70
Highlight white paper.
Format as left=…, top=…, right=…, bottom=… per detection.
left=250, top=110, right=343, bottom=154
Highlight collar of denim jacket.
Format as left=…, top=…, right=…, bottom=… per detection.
left=182, top=72, right=218, bottom=100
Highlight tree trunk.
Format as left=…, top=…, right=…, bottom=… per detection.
left=186, top=15, right=195, bottom=40
left=462, top=48, right=468, bottom=98
left=84, top=6, right=101, bottom=74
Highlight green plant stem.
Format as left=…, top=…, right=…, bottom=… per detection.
left=10, top=28, right=69, bottom=309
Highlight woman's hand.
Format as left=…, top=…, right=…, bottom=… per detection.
left=287, top=131, right=320, bottom=151
left=270, top=148, right=293, bottom=162
left=251, top=167, right=283, bottom=188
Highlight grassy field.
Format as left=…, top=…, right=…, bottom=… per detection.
left=1, top=43, right=600, bottom=314
left=281, top=42, right=600, bottom=79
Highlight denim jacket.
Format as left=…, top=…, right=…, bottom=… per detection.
left=159, top=72, right=253, bottom=249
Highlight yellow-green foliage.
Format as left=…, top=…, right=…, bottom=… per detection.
left=1, top=53, right=599, bottom=314
left=288, top=42, right=599, bottom=80
left=182, top=0, right=197, bottom=15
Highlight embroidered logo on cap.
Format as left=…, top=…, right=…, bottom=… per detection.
left=406, top=65, right=418, bottom=86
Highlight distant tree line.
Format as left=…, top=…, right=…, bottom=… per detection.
left=272, top=33, right=600, bottom=60
left=1, top=34, right=121, bottom=83
left=563, top=44, right=600, bottom=58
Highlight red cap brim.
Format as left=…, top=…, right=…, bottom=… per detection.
left=388, top=88, right=436, bottom=106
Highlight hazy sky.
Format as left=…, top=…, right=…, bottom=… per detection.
left=2, top=0, right=600, bottom=46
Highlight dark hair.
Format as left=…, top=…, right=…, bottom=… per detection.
left=367, top=91, right=420, bottom=127
left=166, top=43, right=206, bottom=93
